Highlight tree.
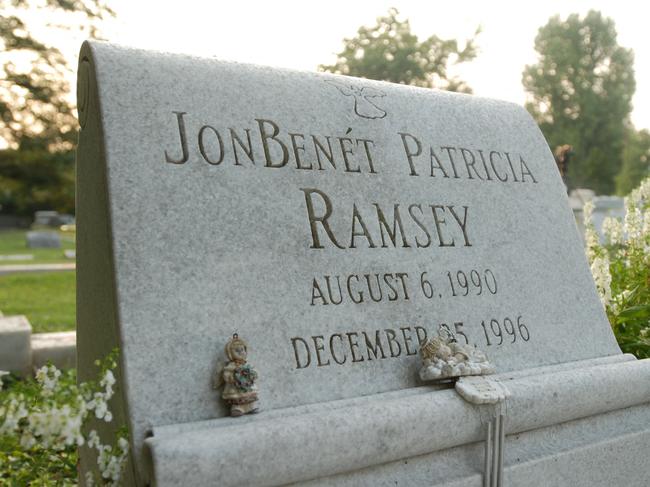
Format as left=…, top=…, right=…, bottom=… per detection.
left=0, top=147, right=74, bottom=215
left=523, top=10, right=635, bottom=194
left=0, top=0, right=113, bottom=216
left=0, top=0, right=114, bottom=150
left=617, top=129, right=650, bottom=195
left=320, top=8, right=479, bottom=93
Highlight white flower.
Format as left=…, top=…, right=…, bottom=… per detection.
left=101, top=370, right=116, bottom=388
left=0, top=370, right=9, bottom=391
left=629, top=176, right=650, bottom=206
left=602, top=217, right=623, bottom=246
left=94, top=399, right=108, bottom=420
left=590, top=255, right=612, bottom=309
left=88, top=430, right=101, bottom=449
left=35, top=365, right=62, bottom=396
left=582, top=201, right=601, bottom=262
left=585, top=226, right=600, bottom=261
left=583, top=201, right=594, bottom=225
left=118, top=437, right=129, bottom=453
left=624, top=199, right=643, bottom=243
left=0, top=397, right=28, bottom=435
left=1, top=353, right=128, bottom=485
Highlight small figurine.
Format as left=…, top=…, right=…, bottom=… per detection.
left=419, top=326, right=494, bottom=382
left=214, top=334, right=260, bottom=417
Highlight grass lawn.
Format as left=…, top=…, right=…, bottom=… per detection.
left=0, top=271, right=75, bottom=333
left=0, top=229, right=75, bottom=264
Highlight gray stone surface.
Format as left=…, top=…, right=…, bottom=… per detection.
left=26, top=231, right=61, bottom=248
left=31, top=331, right=76, bottom=369
left=76, top=41, right=639, bottom=486
left=146, top=358, right=650, bottom=486
left=299, top=402, right=650, bottom=487
left=0, top=315, right=32, bottom=375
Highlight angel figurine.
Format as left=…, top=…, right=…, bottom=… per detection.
left=214, top=334, right=260, bottom=417
left=419, top=325, right=494, bottom=382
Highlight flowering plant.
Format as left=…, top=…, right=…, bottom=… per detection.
left=584, top=177, right=650, bottom=358
left=0, top=349, right=129, bottom=485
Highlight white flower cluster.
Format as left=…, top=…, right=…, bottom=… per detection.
left=583, top=201, right=600, bottom=261
left=601, top=217, right=623, bottom=246
left=86, top=370, right=116, bottom=423
left=35, top=364, right=61, bottom=396
left=0, top=361, right=128, bottom=486
left=590, top=255, right=612, bottom=308
left=583, top=176, right=650, bottom=314
left=0, top=395, right=28, bottom=436
left=624, top=197, right=644, bottom=244
left=86, top=430, right=130, bottom=486
left=625, top=177, right=650, bottom=250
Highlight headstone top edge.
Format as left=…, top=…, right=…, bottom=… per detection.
left=79, top=40, right=528, bottom=116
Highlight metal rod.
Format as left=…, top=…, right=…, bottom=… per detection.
left=484, top=420, right=493, bottom=487
left=497, top=413, right=506, bottom=487
left=491, top=415, right=500, bottom=487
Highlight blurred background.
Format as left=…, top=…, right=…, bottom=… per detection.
left=0, top=0, right=648, bottom=336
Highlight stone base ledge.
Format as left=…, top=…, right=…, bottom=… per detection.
left=0, top=315, right=76, bottom=374
left=145, top=354, right=647, bottom=486
left=31, top=331, right=76, bottom=370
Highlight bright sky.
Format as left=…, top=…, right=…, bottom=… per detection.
left=54, top=0, right=650, bottom=132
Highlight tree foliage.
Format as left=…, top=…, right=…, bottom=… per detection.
left=0, top=0, right=114, bottom=150
left=523, top=10, right=635, bottom=194
left=617, top=129, right=650, bottom=195
left=320, top=8, right=479, bottom=93
left=0, top=147, right=74, bottom=215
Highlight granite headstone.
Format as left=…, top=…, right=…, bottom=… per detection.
left=26, top=231, right=61, bottom=248
left=76, top=41, right=650, bottom=486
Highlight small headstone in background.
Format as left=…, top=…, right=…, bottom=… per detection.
left=0, top=315, right=32, bottom=376
left=33, top=210, right=60, bottom=227
left=31, top=331, right=76, bottom=370
left=0, top=254, right=35, bottom=261
left=63, top=249, right=76, bottom=259
left=26, top=231, right=61, bottom=249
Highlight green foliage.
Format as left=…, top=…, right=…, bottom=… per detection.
left=320, top=8, right=479, bottom=92
left=585, top=177, right=650, bottom=358
left=0, top=350, right=128, bottom=485
left=0, top=370, right=78, bottom=485
left=0, top=148, right=74, bottom=216
left=523, top=10, right=635, bottom=194
left=0, top=271, right=76, bottom=333
left=0, top=0, right=114, bottom=150
left=616, top=129, right=650, bottom=195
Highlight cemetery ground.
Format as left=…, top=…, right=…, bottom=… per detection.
left=0, top=229, right=75, bottom=264
left=0, top=229, right=76, bottom=333
left=0, top=272, right=75, bottom=333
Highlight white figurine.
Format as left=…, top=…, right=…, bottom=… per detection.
left=419, top=327, right=495, bottom=382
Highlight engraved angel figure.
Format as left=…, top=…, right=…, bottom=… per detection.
left=326, top=80, right=387, bottom=119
